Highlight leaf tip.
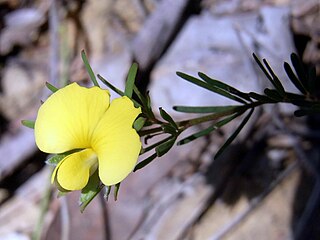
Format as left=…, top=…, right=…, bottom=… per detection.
left=21, top=120, right=35, bottom=129
left=176, top=71, right=183, bottom=77
left=45, top=82, right=59, bottom=93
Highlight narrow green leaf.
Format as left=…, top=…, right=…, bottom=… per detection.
left=198, top=72, right=251, bottom=101
left=291, top=53, right=308, bottom=88
left=21, top=120, right=35, bottom=129
left=81, top=50, right=99, bottom=87
left=248, top=92, right=274, bottom=102
left=133, top=85, right=148, bottom=108
left=284, top=62, right=307, bottom=94
left=254, top=53, right=285, bottom=95
left=104, top=186, right=112, bottom=201
left=295, top=104, right=320, bottom=116
left=45, top=82, right=59, bottom=93
left=145, top=91, right=156, bottom=119
left=285, top=92, right=306, bottom=101
left=264, top=88, right=283, bottom=101
left=156, top=137, right=176, bottom=157
left=293, top=108, right=319, bottom=117
left=134, top=117, right=146, bottom=131
left=262, top=59, right=285, bottom=95
left=132, top=89, right=155, bottom=119
left=125, top=63, right=138, bottom=98
left=308, top=66, right=317, bottom=95
left=140, top=136, right=172, bottom=155
left=143, top=132, right=163, bottom=144
left=173, top=105, right=241, bottom=114
left=146, top=91, right=152, bottom=111
left=97, top=74, right=124, bottom=96
left=215, top=108, right=254, bottom=159
left=291, top=100, right=314, bottom=107
left=159, top=107, right=178, bottom=129
left=178, top=125, right=217, bottom=145
left=308, top=66, right=317, bottom=83
left=80, top=171, right=102, bottom=212
left=162, top=124, right=177, bottom=135
left=114, top=183, right=121, bottom=201
left=134, top=153, right=158, bottom=171
left=141, top=120, right=153, bottom=127
left=98, top=74, right=141, bottom=107
left=178, top=112, right=243, bottom=145
left=252, top=53, right=274, bottom=85
left=133, top=85, right=155, bottom=118
left=176, top=72, right=247, bottom=104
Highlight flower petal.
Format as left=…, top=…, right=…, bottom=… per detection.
left=92, top=96, right=141, bottom=186
left=57, top=149, right=97, bottom=190
left=35, top=83, right=110, bottom=153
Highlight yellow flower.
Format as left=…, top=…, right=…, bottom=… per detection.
left=34, top=83, right=141, bottom=190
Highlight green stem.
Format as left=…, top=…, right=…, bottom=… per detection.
left=177, top=101, right=264, bottom=130
left=139, top=102, right=264, bottom=136
left=139, top=126, right=163, bottom=136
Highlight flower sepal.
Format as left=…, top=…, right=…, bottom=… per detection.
left=104, top=182, right=121, bottom=201
left=21, top=120, right=35, bottom=129
left=79, top=170, right=103, bottom=212
left=46, top=149, right=84, bottom=166
left=55, top=179, right=71, bottom=195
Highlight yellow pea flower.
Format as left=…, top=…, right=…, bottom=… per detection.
left=34, top=83, right=141, bottom=190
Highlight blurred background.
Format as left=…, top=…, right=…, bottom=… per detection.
left=0, top=0, right=319, bottom=239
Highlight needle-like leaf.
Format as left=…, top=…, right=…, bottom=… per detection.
left=215, top=108, right=254, bottom=159
left=178, top=111, right=242, bottom=145
left=264, top=88, right=283, bottom=101
left=21, top=120, right=35, bottom=129
left=155, top=137, right=176, bottom=157
left=81, top=50, right=99, bottom=87
left=291, top=53, right=308, bottom=89
left=98, top=74, right=124, bottom=96
left=198, top=72, right=251, bottom=101
left=177, top=72, right=247, bottom=104
left=159, top=107, right=178, bottom=129
left=125, top=63, right=138, bottom=98
left=248, top=92, right=274, bottom=102
left=173, top=105, right=241, bottom=114
left=114, top=183, right=121, bottom=201
left=134, top=153, right=158, bottom=171
left=134, top=117, right=146, bottom=131
left=46, top=82, right=59, bottom=93
left=284, top=62, right=307, bottom=94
